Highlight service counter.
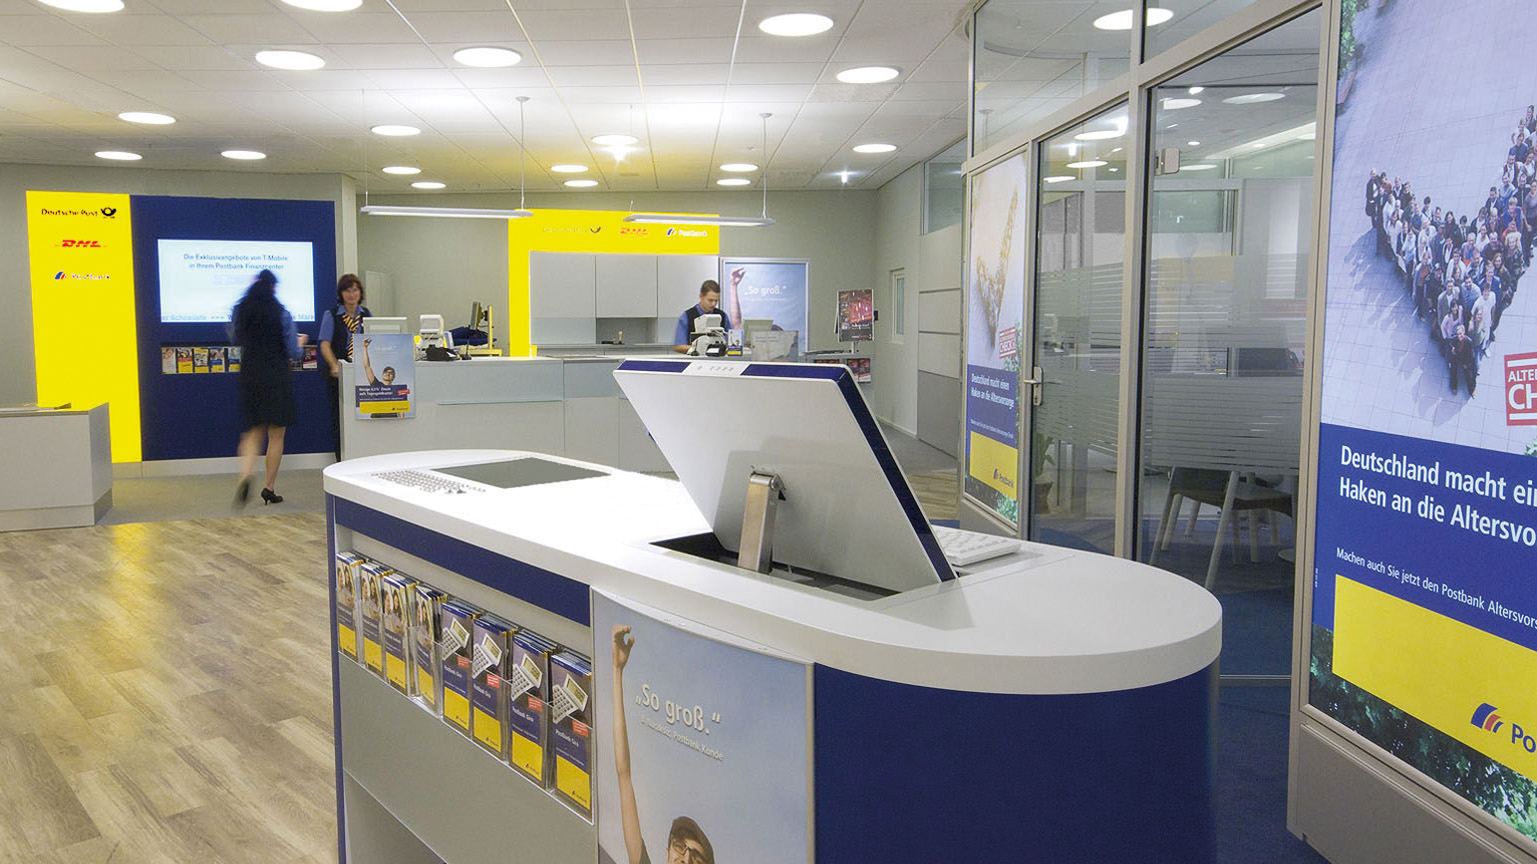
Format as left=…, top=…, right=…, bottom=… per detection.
left=339, top=356, right=668, bottom=472
left=324, top=449, right=1223, bottom=863
left=0, top=403, right=111, bottom=531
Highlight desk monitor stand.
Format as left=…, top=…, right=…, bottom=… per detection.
left=613, top=359, right=955, bottom=593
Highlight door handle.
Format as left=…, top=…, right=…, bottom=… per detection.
left=1022, top=365, right=1043, bottom=406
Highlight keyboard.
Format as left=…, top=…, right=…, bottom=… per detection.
left=372, top=469, right=477, bottom=495
left=932, top=524, right=1022, bottom=567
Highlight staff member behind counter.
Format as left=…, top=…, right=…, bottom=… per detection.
left=671, top=273, right=744, bottom=354
left=318, top=274, right=370, bottom=459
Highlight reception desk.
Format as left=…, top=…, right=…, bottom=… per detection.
left=0, top=403, right=112, bottom=531
left=338, top=356, right=667, bottom=471
left=324, top=449, right=1223, bottom=863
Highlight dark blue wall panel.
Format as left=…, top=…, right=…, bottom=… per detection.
left=132, top=196, right=336, bottom=460
left=813, top=663, right=1217, bottom=863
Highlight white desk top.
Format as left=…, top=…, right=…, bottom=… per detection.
left=325, top=449, right=1222, bottom=695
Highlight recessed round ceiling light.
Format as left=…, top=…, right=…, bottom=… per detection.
left=372, top=124, right=421, bottom=137
left=1044, top=176, right=1075, bottom=183
left=255, top=50, right=325, bottom=71
left=281, top=0, right=361, bottom=10
left=1180, top=163, right=1218, bottom=171
left=118, top=111, right=175, bottom=125
left=592, top=134, right=638, bottom=147
left=852, top=143, right=896, bottom=154
left=550, top=164, right=589, bottom=173
left=1093, top=7, right=1172, bottom=30
left=38, top=0, right=122, bottom=11
left=1188, top=86, right=1205, bottom=95
left=453, top=47, right=522, bottom=68
left=382, top=165, right=421, bottom=175
left=1066, top=160, right=1107, bottom=169
left=1160, top=97, right=1201, bottom=110
left=757, top=13, right=834, bottom=37
left=717, top=178, right=751, bottom=186
left=836, top=66, right=899, bottom=84
left=720, top=163, right=758, bottom=172
left=1074, top=129, right=1121, bottom=141
left=565, top=179, right=599, bottom=188
left=412, top=181, right=446, bottom=189
left=222, top=150, right=266, bottom=160
left=1222, top=92, right=1285, bottom=105
left=95, top=150, right=141, bottom=160
left=1186, top=140, right=1201, bottom=146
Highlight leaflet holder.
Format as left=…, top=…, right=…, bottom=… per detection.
left=737, top=470, right=784, bottom=574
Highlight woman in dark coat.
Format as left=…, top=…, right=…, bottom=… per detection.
left=232, top=269, right=307, bottom=505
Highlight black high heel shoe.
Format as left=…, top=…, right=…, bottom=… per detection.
left=235, top=478, right=251, bottom=507
left=261, top=487, right=283, bottom=505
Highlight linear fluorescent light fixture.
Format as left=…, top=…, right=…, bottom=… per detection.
left=360, top=205, right=532, bottom=219
left=622, top=213, right=774, bottom=228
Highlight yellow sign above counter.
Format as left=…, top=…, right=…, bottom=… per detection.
left=506, top=210, right=721, bottom=356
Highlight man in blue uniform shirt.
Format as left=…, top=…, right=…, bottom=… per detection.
left=673, top=280, right=723, bottom=353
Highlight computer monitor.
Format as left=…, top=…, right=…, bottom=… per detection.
left=362, top=316, right=407, bottom=335
left=469, top=301, right=485, bottom=329
left=613, top=360, right=955, bottom=592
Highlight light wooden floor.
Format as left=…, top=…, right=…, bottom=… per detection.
left=0, top=514, right=336, bottom=864
left=0, top=460, right=959, bottom=864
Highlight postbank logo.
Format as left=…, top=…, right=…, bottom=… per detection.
left=666, top=228, right=708, bottom=238
left=1472, top=702, right=1504, bottom=734
left=1470, top=702, right=1537, bottom=756
left=1506, top=352, right=1537, bottom=425
left=53, top=272, right=111, bottom=281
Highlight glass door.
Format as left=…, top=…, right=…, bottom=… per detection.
left=1028, top=105, right=1129, bottom=554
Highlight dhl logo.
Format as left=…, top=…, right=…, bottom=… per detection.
left=59, top=239, right=102, bottom=248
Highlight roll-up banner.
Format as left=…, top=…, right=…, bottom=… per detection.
left=1311, top=0, right=1537, bottom=840
left=964, top=153, right=1028, bottom=527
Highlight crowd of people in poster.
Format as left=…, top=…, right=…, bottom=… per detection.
left=1364, top=106, right=1537, bottom=394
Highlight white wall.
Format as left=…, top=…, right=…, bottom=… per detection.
left=0, top=162, right=353, bottom=405
left=872, top=166, right=923, bottom=433
left=355, top=188, right=876, bottom=355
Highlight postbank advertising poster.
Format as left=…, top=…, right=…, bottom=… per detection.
left=353, top=333, right=415, bottom=419
left=719, top=258, right=809, bottom=340
left=965, top=153, right=1027, bottom=526
left=592, top=590, right=811, bottom=864
left=837, top=288, right=874, bottom=341
left=1312, top=0, right=1537, bottom=840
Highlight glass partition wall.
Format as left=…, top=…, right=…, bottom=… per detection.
left=966, top=0, right=1323, bottom=681
left=1137, top=9, right=1320, bottom=677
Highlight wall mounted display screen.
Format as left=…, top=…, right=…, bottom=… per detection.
left=157, top=238, right=316, bottom=322
left=964, top=152, right=1027, bottom=527
left=836, top=288, right=874, bottom=341
left=719, top=258, right=808, bottom=339
left=1310, top=0, right=1537, bottom=842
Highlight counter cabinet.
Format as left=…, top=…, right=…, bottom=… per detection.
left=325, top=450, right=1223, bottom=863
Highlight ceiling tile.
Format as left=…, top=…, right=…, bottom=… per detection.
left=534, top=40, right=636, bottom=66
left=327, top=43, right=443, bottom=69
left=287, top=12, right=423, bottom=45
left=633, top=37, right=736, bottom=66
left=179, top=14, right=321, bottom=45
left=69, top=13, right=216, bottom=47
left=0, top=14, right=105, bottom=47
left=393, top=11, right=523, bottom=44
left=513, top=9, right=632, bottom=41
left=26, top=45, right=163, bottom=71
